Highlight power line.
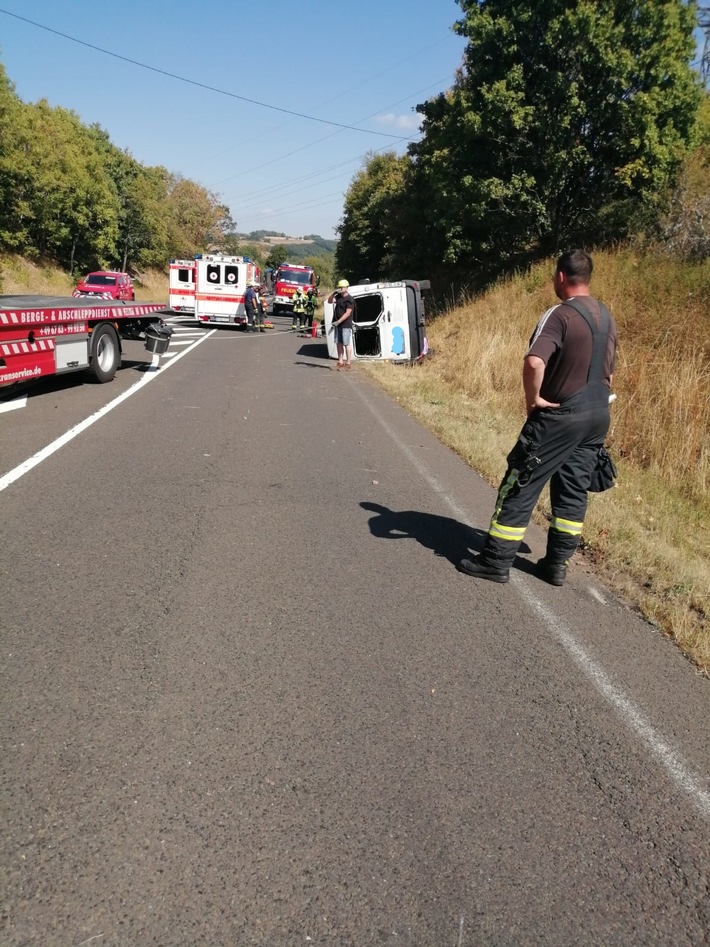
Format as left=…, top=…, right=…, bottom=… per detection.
left=189, top=35, right=454, bottom=169
left=0, top=7, right=409, bottom=140
left=213, top=74, right=448, bottom=190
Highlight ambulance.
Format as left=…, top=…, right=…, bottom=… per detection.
left=323, top=280, right=430, bottom=363
left=193, top=254, right=261, bottom=327
left=168, top=259, right=196, bottom=312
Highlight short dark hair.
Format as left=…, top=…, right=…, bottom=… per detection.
left=556, top=249, right=593, bottom=285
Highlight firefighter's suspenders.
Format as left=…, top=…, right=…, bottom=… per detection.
left=564, top=298, right=611, bottom=384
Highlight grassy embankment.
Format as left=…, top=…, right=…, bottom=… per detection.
left=0, top=255, right=168, bottom=301
left=3, top=252, right=708, bottom=672
left=363, top=249, right=710, bottom=675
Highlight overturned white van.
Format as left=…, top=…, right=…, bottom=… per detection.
left=323, top=280, right=430, bottom=363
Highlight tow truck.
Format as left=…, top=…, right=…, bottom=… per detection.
left=0, top=296, right=171, bottom=387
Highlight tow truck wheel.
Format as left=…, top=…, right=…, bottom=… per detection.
left=89, top=323, right=121, bottom=383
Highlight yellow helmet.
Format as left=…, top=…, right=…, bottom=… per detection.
left=337, top=279, right=349, bottom=288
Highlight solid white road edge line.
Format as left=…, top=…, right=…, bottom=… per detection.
left=0, top=329, right=217, bottom=493
left=354, top=382, right=710, bottom=820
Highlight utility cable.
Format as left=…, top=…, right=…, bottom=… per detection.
left=0, top=7, right=409, bottom=140
left=215, top=75, right=450, bottom=194
left=191, top=34, right=454, bottom=167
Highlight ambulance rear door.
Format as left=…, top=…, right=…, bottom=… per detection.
left=168, top=259, right=196, bottom=312
left=194, top=256, right=246, bottom=324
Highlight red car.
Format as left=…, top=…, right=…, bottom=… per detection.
left=73, top=271, right=135, bottom=301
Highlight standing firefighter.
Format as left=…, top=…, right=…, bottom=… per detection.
left=459, top=250, right=618, bottom=586
left=292, top=287, right=307, bottom=330
left=244, top=282, right=260, bottom=332
left=304, top=287, right=318, bottom=332
left=327, top=279, right=354, bottom=370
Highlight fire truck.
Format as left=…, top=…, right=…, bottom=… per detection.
left=168, top=259, right=196, bottom=312
left=0, top=295, right=170, bottom=387
left=193, top=253, right=261, bottom=326
left=271, top=263, right=318, bottom=316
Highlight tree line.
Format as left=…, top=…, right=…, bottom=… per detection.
left=336, top=0, right=709, bottom=291
left=0, top=61, right=234, bottom=275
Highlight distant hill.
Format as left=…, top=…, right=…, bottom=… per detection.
left=240, top=232, right=337, bottom=255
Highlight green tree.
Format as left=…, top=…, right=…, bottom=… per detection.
left=0, top=69, right=119, bottom=270
left=91, top=131, right=170, bottom=272
left=336, top=151, right=409, bottom=280
left=656, top=91, right=710, bottom=259
left=303, top=253, right=334, bottom=287
left=408, top=0, right=702, bottom=277
left=265, top=245, right=288, bottom=269
left=0, top=64, right=33, bottom=253
left=166, top=176, right=230, bottom=257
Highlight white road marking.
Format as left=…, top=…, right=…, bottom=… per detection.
left=0, top=395, right=27, bottom=413
left=168, top=340, right=196, bottom=346
left=355, top=383, right=710, bottom=820
left=0, top=330, right=216, bottom=493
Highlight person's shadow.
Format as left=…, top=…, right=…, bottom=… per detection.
left=361, top=501, right=533, bottom=571
left=360, top=501, right=486, bottom=566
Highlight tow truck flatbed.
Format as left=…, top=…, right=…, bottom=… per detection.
left=0, top=295, right=171, bottom=387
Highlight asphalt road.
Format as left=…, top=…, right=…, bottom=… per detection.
left=2, top=316, right=709, bottom=946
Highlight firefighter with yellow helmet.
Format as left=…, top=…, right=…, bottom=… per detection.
left=327, top=279, right=354, bottom=370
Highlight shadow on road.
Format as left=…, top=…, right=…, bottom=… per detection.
left=360, top=501, right=487, bottom=567
left=361, top=501, right=533, bottom=570
left=296, top=342, right=330, bottom=360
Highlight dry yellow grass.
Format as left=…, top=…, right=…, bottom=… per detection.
left=363, top=248, right=710, bottom=674
left=0, top=255, right=168, bottom=303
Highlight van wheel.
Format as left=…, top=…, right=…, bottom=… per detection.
left=89, top=323, right=121, bottom=383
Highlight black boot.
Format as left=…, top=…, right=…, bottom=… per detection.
left=536, top=557, right=567, bottom=586
left=458, top=555, right=510, bottom=583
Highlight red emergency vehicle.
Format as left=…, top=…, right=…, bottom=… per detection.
left=272, top=263, right=318, bottom=315
left=0, top=295, right=169, bottom=387
left=168, top=259, right=196, bottom=312
left=194, top=253, right=261, bottom=327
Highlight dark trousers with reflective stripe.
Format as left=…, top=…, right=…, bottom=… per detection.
left=482, top=384, right=610, bottom=570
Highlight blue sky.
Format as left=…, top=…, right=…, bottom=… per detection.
left=0, top=1, right=468, bottom=239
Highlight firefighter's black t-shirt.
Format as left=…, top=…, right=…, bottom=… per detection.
left=334, top=292, right=354, bottom=328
